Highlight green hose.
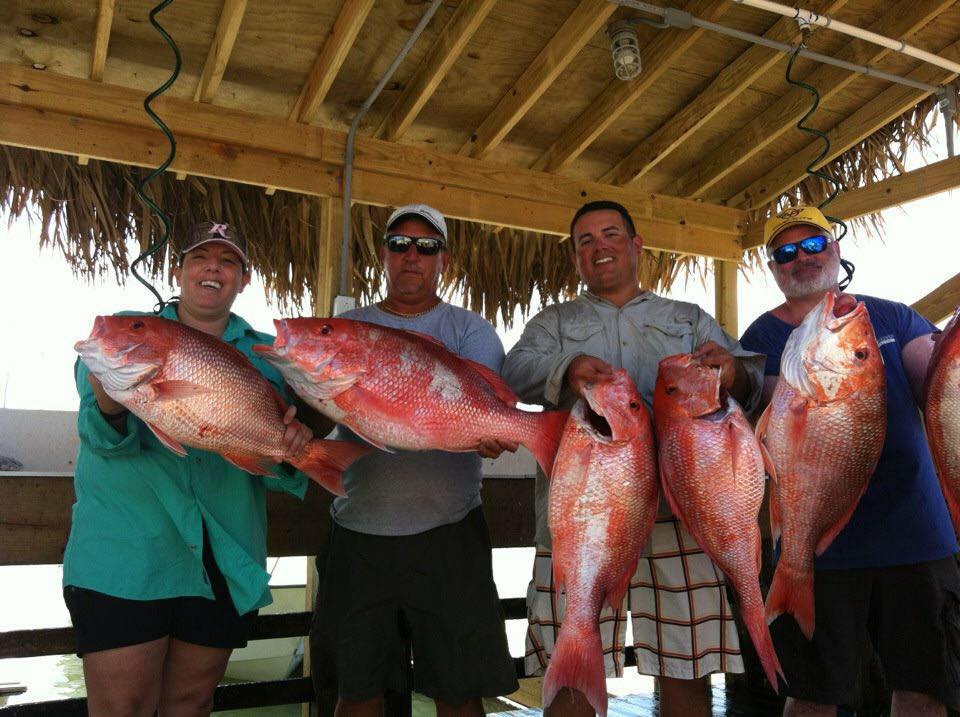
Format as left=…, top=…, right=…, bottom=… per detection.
left=130, top=0, right=181, bottom=313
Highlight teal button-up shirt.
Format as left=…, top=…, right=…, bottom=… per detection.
left=63, top=304, right=307, bottom=615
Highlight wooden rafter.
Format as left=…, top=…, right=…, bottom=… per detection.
left=913, top=273, right=960, bottom=325
left=378, top=0, right=498, bottom=142
left=90, top=0, right=116, bottom=81
left=672, top=0, right=953, bottom=200
left=0, top=65, right=747, bottom=259
left=732, top=37, right=960, bottom=210
left=289, top=0, right=375, bottom=124
left=530, top=0, right=731, bottom=174
left=743, top=153, right=960, bottom=248
left=194, top=0, right=249, bottom=103
left=601, top=0, right=848, bottom=187
left=714, top=259, right=739, bottom=336
left=459, top=0, right=616, bottom=160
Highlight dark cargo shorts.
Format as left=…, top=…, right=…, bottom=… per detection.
left=770, top=554, right=960, bottom=708
left=309, top=507, right=519, bottom=705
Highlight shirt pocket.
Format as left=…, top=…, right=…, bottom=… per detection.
left=628, top=319, right=696, bottom=394
left=558, top=319, right=605, bottom=355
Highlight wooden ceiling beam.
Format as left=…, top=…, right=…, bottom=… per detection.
left=289, top=0, right=375, bottom=124
left=378, top=0, right=498, bottom=142
left=530, top=0, right=732, bottom=174
left=913, top=273, right=960, bottom=325
left=0, top=66, right=747, bottom=259
left=194, top=0, right=249, bottom=103
left=601, top=0, right=848, bottom=187
left=732, top=36, right=960, bottom=210
left=459, top=0, right=616, bottom=160
left=742, top=153, right=960, bottom=248
left=90, top=0, right=116, bottom=81
left=672, top=0, right=953, bottom=200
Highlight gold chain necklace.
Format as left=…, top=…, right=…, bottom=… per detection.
left=377, top=301, right=440, bottom=319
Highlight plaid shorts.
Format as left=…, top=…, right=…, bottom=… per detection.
left=525, top=515, right=744, bottom=680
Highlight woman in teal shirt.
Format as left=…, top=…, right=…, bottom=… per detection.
left=65, top=222, right=312, bottom=717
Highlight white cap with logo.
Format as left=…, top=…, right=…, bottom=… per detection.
left=385, top=204, right=448, bottom=241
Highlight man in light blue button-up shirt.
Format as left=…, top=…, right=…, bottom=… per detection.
left=503, top=200, right=764, bottom=717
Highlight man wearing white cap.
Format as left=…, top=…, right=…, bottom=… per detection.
left=740, top=206, right=960, bottom=715
left=310, top=204, right=519, bottom=715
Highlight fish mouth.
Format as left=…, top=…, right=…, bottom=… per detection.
left=572, top=400, right=613, bottom=442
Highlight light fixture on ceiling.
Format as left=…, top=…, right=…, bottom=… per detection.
left=608, top=20, right=642, bottom=81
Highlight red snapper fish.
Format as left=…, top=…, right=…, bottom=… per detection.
left=924, top=307, right=960, bottom=535
left=757, top=292, right=885, bottom=639
left=252, top=318, right=568, bottom=476
left=653, top=354, right=783, bottom=692
left=543, top=369, right=659, bottom=717
left=75, top=315, right=372, bottom=495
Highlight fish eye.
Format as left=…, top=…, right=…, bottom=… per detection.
left=854, top=348, right=868, bottom=361
left=131, top=321, right=145, bottom=330
left=629, top=400, right=640, bottom=410
left=320, top=324, right=333, bottom=336
left=665, top=386, right=677, bottom=395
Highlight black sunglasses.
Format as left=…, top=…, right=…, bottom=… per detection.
left=770, top=234, right=833, bottom=265
left=385, top=234, right=445, bottom=256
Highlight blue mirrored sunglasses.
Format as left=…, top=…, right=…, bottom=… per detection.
left=385, top=234, right=445, bottom=256
left=770, top=234, right=833, bottom=265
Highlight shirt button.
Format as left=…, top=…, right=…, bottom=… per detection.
left=622, top=341, right=628, bottom=346
left=195, top=457, right=201, bottom=463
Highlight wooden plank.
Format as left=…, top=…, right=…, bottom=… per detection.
left=732, top=36, right=960, bottom=210
left=913, top=272, right=960, bottom=324
left=0, top=474, right=535, bottom=565
left=0, top=66, right=747, bottom=257
left=289, top=0, right=375, bottom=124
left=673, top=0, right=954, bottom=200
left=378, top=0, right=498, bottom=142
left=601, top=0, right=848, bottom=186
left=89, top=0, right=116, bottom=81
left=193, top=0, right=249, bottom=103
left=530, top=0, right=732, bottom=174
left=460, top=0, right=616, bottom=160
left=714, top=259, right=739, bottom=336
left=313, top=196, right=344, bottom=317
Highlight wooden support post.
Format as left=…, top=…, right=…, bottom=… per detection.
left=313, top=196, right=344, bottom=318
left=76, top=155, right=90, bottom=166
left=90, top=0, right=116, bottom=81
left=714, top=259, right=739, bottom=336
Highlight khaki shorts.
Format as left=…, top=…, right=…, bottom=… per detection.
left=525, top=515, right=744, bottom=680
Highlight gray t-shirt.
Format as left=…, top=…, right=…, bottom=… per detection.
left=330, top=301, right=505, bottom=535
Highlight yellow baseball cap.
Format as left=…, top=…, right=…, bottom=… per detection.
left=763, top=206, right=834, bottom=247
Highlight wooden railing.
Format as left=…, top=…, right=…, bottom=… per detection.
left=0, top=472, right=555, bottom=715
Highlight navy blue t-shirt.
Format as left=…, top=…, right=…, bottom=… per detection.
left=740, top=295, right=957, bottom=569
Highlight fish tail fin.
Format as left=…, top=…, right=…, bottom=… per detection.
left=737, top=588, right=785, bottom=693
left=289, top=439, right=373, bottom=497
left=765, top=562, right=815, bottom=641
left=542, top=625, right=608, bottom=717
left=527, top=409, right=569, bottom=478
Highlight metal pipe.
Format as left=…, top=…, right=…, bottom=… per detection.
left=615, top=0, right=941, bottom=93
left=338, top=0, right=444, bottom=301
left=733, top=0, right=960, bottom=75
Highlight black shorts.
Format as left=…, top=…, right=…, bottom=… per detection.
left=64, top=527, right=256, bottom=656
left=309, top=507, right=519, bottom=704
left=770, top=554, right=960, bottom=708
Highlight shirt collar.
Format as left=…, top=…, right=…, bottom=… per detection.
left=582, top=289, right=653, bottom=309
left=159, top=302, right=255, bottom=343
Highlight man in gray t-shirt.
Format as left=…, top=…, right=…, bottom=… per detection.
left=310, top=204, right=519, bottom=714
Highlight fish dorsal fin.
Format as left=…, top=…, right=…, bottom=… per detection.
left=147, top=422, right=187, bottom=457
left=462, top=357, right=520, bottom=407
left=400, top=329, right=447, bottom=348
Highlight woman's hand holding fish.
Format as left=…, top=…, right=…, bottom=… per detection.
left=477, top=437, right=520, bottom=459
left=281, top=405, right=313, bottom=461
left=565, top=355, right=614, bottom=399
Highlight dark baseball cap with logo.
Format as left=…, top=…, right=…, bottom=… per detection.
left=180, top=221, right=249, bottom=268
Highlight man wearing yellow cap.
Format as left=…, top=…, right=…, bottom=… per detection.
left=740, top=206, right=960, bottom=715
